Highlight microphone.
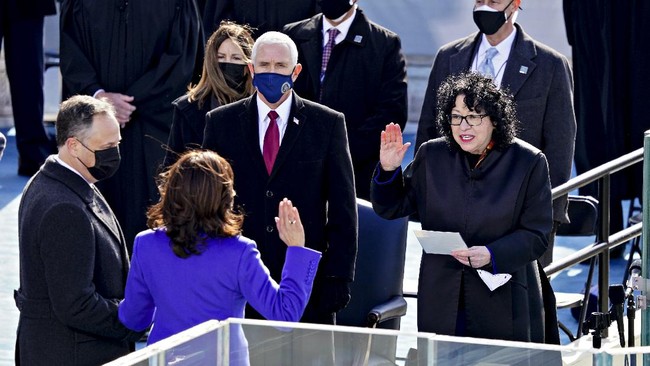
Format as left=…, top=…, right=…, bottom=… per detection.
left=626, top=259, right=642, bottom=299
left=609, top=284, right=626, bottom=347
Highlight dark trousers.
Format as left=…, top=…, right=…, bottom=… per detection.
left=0, top=0, right=53, bottom=173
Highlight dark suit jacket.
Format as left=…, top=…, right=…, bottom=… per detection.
left=15, top=157, right=140, bottom=365
left=283, top=9, right=408, bottom=199
left=415, top=24, right=576, bottom=223
left=202, top=92, right=358, bottom=321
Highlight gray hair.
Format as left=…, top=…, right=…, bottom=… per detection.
left=251, top=31, right=299, bottom=67
left=55, top=95, right=116, bottom=147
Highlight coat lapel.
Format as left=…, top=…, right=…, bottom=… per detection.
left=41, top=158, right=124, bottom=243
left=88, top=188, right=123, bottom=243
left=342, top=10, right=370, bottom=48
left=501, top=25, right=537, bottom=97
left=240, top=95, right=269, bottom=176
left=295, top=16, right=324, bottom=96
left=450, top=33, right=479, bottom=75
left=269, top=92, right=306, bottom=180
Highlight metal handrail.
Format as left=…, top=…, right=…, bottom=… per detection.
left=545, top=223, right=642, bottom=277
left=546, top=146, right=644, bottom=340
left=552, top=148, right=644, bottom=199
left=403, top=147, right=646, bottom=338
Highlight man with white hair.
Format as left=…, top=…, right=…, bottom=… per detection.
left=415, top=0, right=576, bottom=267
left=203, top=31, right=358, bottom=325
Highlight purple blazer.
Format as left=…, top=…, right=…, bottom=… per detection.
left=118, top=229, right=321, bottom=344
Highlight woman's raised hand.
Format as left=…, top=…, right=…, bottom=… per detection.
left=379, top=123, right=411, bottom=171
left=275, top=198, right=305, bottom=247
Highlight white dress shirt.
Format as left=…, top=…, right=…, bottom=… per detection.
left=257, top=93, right=293, bottom=152
left=472, top=28, right=517, bottom=88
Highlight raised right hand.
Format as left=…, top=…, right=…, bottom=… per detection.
left=379, top=122, right=411, bottom=171
left=275, top=198, right=305, bottom=247
left=96, top=91, right=136, bottom=124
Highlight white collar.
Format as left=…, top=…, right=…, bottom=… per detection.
left=478, top=27, right=517, bottom=60
left=256, top=92, right=293, bottom=126
left=54, top=154, right=93, bottom=185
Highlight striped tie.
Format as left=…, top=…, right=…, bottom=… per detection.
left=319, top=28, right=340, bottom=101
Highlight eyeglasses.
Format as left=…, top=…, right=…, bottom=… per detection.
left=448, top=114, right=488, bottom=127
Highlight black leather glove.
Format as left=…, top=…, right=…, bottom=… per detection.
left=319, top=277, right=351, bottom=314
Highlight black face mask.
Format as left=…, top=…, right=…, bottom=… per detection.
left=76, top=139, right=121, bottom=181
left=219, top=62, right=248, bottom=94
left=319, top=0, right=353, bottom=20
left=473, top=0, right=514, bottom=35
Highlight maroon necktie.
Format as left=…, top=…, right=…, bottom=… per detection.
left=263, top=110, right=280, bottom=175
left=319, top=28, right=340, bottom=101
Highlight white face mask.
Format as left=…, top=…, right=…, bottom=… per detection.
left=474, top=4, right=498, bottom=12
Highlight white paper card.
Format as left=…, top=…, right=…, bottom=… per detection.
left=414, top=230, right=468, bottom=255
left=476, top=269, right=512, bottom=291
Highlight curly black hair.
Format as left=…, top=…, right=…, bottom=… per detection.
left=147, top=150, right=243, bottom=258
left=435, top=72, right=518, bottom=151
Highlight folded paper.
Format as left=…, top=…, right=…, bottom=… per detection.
left=476, top=269, right=512, bottom=291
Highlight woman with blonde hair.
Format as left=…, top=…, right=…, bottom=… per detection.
left=165, top=21, right=255, bottom=165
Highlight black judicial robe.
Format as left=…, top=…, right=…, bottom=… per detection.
left=199, top=0, right=319, bottom=38
left=60, top=0, right=202, bottom=250
left=564, top=0, right=650, bottom=204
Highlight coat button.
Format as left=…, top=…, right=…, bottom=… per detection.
left=266, top=225, right=274, bottom=233
left=266, top=190, right=273, bottom=198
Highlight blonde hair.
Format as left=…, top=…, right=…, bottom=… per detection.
left=188, top=21, right=255, bottom=107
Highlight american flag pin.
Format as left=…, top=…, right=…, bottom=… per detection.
left=519, top=66, right=528, bottom=74
left=354, top=35, right=363, bottom=43
left=293, top=117, right=300, bottom=125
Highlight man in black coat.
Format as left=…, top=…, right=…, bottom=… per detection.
left=415, top=0, right=576, bottom=267
left=1, top=0, right=57, bottom=176
left=60, top=0, right=202, bottom=250
left=203, top=31, right=357, bottom=325
left=15, top=96, right=142, bottom=365
left=283, top=0, right=407, bottom=200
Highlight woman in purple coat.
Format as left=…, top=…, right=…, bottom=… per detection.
left=118, top=150, right=321, bottom=347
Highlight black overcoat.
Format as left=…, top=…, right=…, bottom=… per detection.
left=283, top=9, right=408, bottom=199
left=60, top=0, right=202, bottom=249
left=15, top=157, right=140, bottom=365
left=414, top=24, right=575, bottom=224
left=371, top=139, right=559, bottom=344
left=19, top=0, right=55, bottom=17
left=202, top=92, right=358, bottom=321
left=163, top=94, right=219, bottom=167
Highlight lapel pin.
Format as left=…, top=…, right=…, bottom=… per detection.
left=519, top=66, right=528, bottom=74
left=354, top=35, right=363, bottom=43
left=293, top=117, right=300, bottom=125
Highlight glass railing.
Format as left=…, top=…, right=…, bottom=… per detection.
left=106, top=318, right=650, bottom=365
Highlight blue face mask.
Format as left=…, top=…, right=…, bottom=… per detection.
left=253, top=71, right=294, bottom=104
